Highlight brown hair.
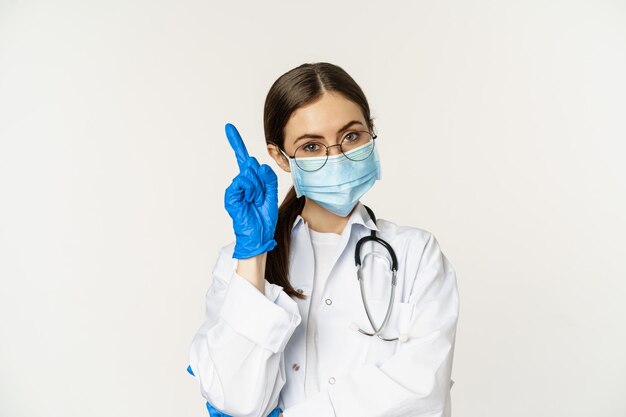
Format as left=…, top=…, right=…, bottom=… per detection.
left=263, top=62, right=375, bottom=300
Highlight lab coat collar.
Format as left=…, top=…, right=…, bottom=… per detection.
left=287, top=201, right=379, bottom=297
left=290, top=201, right=380, bottom=233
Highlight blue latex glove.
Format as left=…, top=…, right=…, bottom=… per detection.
left=206, top=400, right=283, bottom=417
left=187, top=365, right=283, bottom=417
left=224, top=123, right=278, bottom=259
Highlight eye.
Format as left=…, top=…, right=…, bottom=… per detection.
left=301, top=141, right=324, bottom=153
left=343, top=131, right=361, bottom=142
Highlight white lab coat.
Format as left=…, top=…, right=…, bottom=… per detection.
left=188, top=202, right=459, bottom=417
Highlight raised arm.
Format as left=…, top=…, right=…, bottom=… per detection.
left=188, top=123, right=301, bottom=417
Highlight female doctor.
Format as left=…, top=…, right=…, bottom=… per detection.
left=187, top=62, right=460, bottom=417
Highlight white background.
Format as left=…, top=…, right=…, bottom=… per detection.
left=1, top=1, right=625, bottom=416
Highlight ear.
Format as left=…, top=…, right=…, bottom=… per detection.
left=266, top=143, right=291, bottom=173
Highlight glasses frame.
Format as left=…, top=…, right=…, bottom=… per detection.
left=275, top=130, right=378, bottom=172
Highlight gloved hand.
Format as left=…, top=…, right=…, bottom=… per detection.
left=224, top=123, right=278, bottom=259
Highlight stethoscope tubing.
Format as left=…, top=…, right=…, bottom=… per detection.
left=353, top=205, right=402, bottom=342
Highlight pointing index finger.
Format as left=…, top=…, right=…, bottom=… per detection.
left=225, top=123, right=250, bottom=170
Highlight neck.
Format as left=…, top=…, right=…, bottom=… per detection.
left=301, top=198, right=353, bottom=234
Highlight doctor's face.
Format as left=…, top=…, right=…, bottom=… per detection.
left=268, top=91, right=370, bottom=173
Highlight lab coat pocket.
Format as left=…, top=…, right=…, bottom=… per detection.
left=359, top=300, right=416, bottom=366
left=389, top=301, right=416, bottom=344
left=396, top=301, right=416, bottom=339
left=364, top=300, right=415, bottom=337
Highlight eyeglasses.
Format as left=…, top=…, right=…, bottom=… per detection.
left=276, top=130, right=377, bottom=172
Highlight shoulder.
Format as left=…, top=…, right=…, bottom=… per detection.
left=373, top=218, right=458, bottom=307
left=374, top=217, right=452, bottom=274
left=375, top=217, right=437, bottom=251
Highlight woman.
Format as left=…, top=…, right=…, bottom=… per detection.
left=187, top=62, right=460, bottom=417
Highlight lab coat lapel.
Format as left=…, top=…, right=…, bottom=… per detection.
left=317, top=202, right=380, bottom=299
left=288, top=217, right=315, bottom=294
left=287, top=202, right=379, bottom=295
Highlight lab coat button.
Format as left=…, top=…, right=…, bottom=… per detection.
left=328, top=377, right=336, bottom=384
left=292, top=363, right=300, bottom=371
left=325, top=298, right=332, bottom=305
left=296, top=288, right=303, bottom=294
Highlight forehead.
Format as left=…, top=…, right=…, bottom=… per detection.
left=283, top=91, right=365, bottom=138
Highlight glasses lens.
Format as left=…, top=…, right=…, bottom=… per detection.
left=294, top=142, right=328, bottom=171
left=341, top=132, right=374, bottom=161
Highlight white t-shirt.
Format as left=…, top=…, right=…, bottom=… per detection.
left=304, top=224, right=342, bottom=397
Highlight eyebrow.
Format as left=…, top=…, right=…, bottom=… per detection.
left=293, top=120, right=365, bottom=145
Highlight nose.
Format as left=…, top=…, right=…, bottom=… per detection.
left=327, top=144, right=342, bottom=156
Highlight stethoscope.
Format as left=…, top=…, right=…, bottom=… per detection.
left=350, top=205, right=407, bottom=342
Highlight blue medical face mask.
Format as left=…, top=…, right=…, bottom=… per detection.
left=287, top=140, right=382, bottom=217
